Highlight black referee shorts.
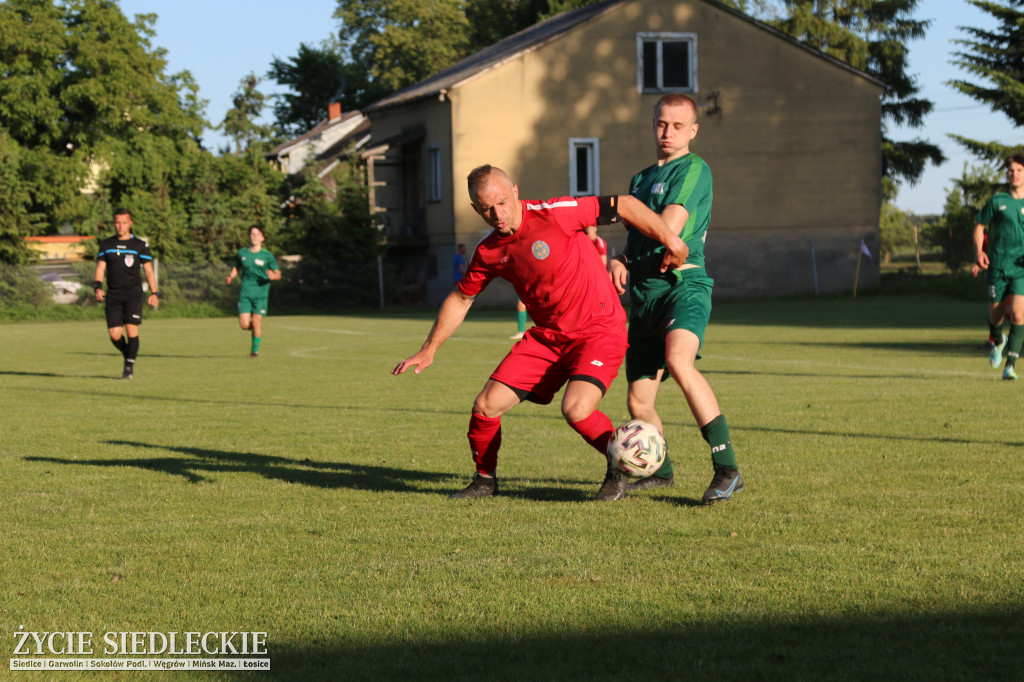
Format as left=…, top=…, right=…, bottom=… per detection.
left=105, top=295, right=144, bottom=329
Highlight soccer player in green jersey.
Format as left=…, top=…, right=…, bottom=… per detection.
left=226, top=226, right=281, bottom=358
left=610, top=93, right=743, bottom=504
left=974, top=154, right=1024, bottom=380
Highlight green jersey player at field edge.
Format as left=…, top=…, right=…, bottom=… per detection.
left=609, top=93, right=743, bottom=505
left=226, top=226, right=281, bottom=358
left=974, top=153, right=1024, bottom=380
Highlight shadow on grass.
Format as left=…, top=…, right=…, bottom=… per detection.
left=260, top=607, right=1022, bottom=680
left=26, top=441, right=455, bottom=492
left=24, top=443, right=702, bottom=502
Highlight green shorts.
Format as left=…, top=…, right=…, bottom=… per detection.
left=626, top=269, right=713, bottom=383
left=238, top=291, right=269, bottom=316
left=987, top=267, right=1024, bottom=304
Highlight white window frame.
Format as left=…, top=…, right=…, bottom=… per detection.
left=427, top=143, right=442, bottom=202
left=637, top=32, right=698, bottom=94
left=568, top=137, right=600, bottom=197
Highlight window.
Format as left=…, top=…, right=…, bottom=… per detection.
left=637, top=33, right=697, bottom=93
left=427, top=143, right=442, bottom=202
left=568, top=138, right=599, bottom=196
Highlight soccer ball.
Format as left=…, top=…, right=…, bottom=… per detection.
left=607, top=420, right=667, bottom=477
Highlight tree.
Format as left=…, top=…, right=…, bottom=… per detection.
left=0, top=131, right=46, bottom=263
left=221, top=73, right=275, bottom=155
left=0, top=0, right=293, bottom=266
left=773, top=0, right=944, bottom=186
left=0, top=0, right=209, bottom=258
left=948, top=0, right=1024, bottom=164
left=267, top=43, right=352, bottom=136
left=334, top=0, right=472, bottom=95
left=933, top=163, right=1001, bottom=273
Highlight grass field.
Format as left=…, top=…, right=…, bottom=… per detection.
left=2, top=295, right=1022, bottom=680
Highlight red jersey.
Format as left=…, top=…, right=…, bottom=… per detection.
left=459, top=196, right=625, bottom=334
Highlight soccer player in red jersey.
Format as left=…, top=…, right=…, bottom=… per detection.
left=393, top=165, right=687, bottom=501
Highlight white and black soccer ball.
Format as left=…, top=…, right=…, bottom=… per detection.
left=607, top=419, right=667, bottom=477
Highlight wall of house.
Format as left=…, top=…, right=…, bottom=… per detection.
left=367, top=101, right=462, bottom=304
left=440, top=0, right=883, bottom=306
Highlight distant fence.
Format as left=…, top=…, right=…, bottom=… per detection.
left=0, top=258, right=407, bottom=311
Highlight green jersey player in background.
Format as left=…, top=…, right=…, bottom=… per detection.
left=610, top=93, right=743, bottom=505
left=974, top=153, right=1024, bottom=380
left=226, top=226, right=281, bottom=358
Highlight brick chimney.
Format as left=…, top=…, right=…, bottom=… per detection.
left=328, top=101, right=342, bottom=121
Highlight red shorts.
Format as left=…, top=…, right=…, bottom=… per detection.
left=490, top=325, right=627, bottom=405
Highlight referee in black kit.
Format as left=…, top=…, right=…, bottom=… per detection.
left=92, top=208, right=160, bottom=380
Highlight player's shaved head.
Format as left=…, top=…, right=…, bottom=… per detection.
left=655, top=94, right=697, bottom=121
left=467, top=164, right=513, bottom=198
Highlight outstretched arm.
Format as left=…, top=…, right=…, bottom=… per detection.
left=392, top=288, right=476, bottom=375
left=615, top=195, right=689, bottom=270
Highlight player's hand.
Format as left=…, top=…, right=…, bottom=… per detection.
left=660, top=236, right=689, bottom=271
left=225, top=275, right=232, bottom=285
left=393, top=349, right=435, bottom=376
left=147, top=293, right=159, bottom=308
left=609, top=257, right=629, bottom=295
left=971, top=263, right=980, bottom=278
left=95, top=289, right=105, bottom=302
left=976, top=253, right=989, bottom=271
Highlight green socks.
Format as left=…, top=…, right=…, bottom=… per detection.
left=1006, top=324, right=1024, bottom=368
left=701, top=414, right=738, bottom=469
left=516, top=310, right=527, bottom=333
left=251, top=336, right=262, bottom=355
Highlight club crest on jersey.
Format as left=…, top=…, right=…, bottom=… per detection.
left=532, top=241, right=551, bottom=260
left=124, top=254, right=134, bottom=267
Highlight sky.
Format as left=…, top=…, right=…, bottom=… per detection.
left=117, top=0, right=340, bottom=153
left=118, top=0, right=1021, bottom=216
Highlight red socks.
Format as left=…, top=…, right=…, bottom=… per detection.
left=468, top=410, right=613, bottom=476
left=570, top=410, right=614, bottom=455
left=467, top=413, right=502, bottom=475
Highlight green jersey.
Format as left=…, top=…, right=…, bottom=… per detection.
left=625, top=153, right=713, bottom=293
left=234, top=247, right=279, bottom=297
left=976, top=192, right=1024, bottom=273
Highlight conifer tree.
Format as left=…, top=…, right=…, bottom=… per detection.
left=948, top=0, right=1024, bottom=163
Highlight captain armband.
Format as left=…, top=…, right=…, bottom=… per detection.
left=596, top=195, right=622, bottom=225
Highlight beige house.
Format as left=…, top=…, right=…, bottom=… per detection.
left=364, top=0, right=885, bottom=306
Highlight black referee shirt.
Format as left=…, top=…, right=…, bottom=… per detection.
left=97, top=234, right=153, bottom=301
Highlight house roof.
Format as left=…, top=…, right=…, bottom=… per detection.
left=266, top=109, right=369, bottom=159
left=364, top=0, right=883, bottom=114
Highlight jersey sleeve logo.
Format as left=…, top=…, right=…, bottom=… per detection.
left=532, top=241, right=551, bottom=260
left=652, top=182, right=667, bottom=195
